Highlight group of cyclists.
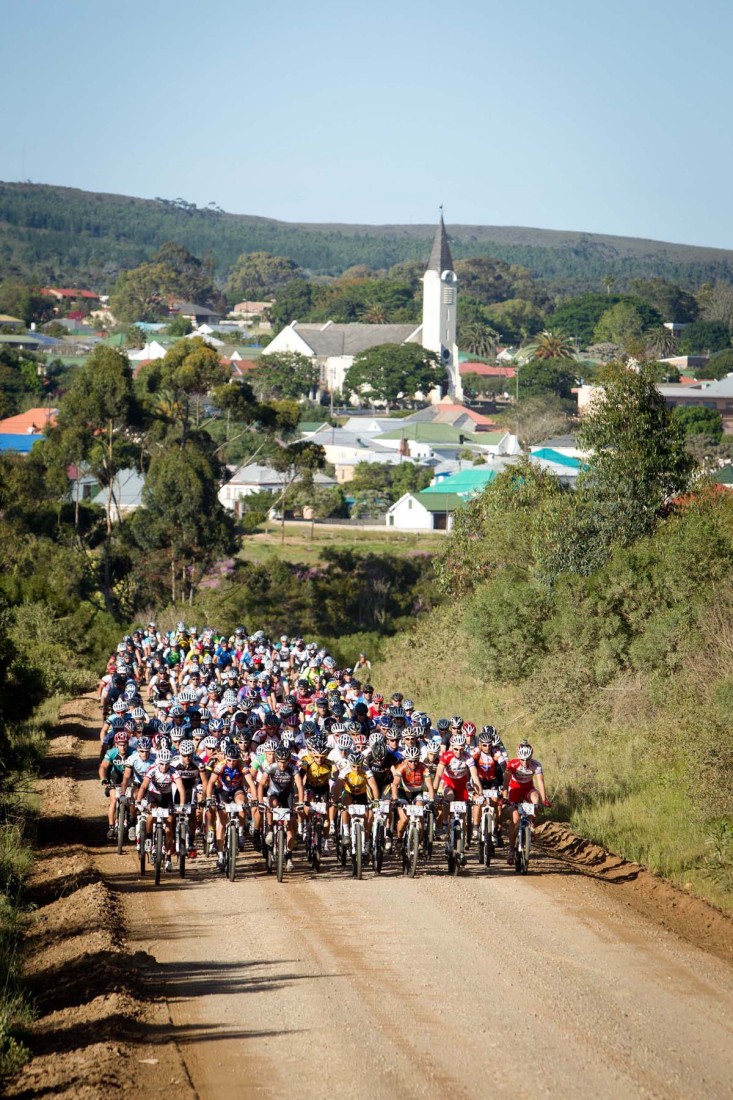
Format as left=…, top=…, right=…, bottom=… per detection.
left=97, top=622, right=551, bottom=877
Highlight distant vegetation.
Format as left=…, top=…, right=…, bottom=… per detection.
left=3, top=181, right=733, bottom=292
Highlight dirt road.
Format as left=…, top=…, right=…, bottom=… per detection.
left=27, top=697, right=733, bottom=1098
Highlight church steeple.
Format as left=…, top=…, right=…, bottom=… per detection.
left=421, top=212, right=462, bottom=400
left=426, top=213, right=454, bottom=274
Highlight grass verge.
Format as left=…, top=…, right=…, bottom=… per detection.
left=0, top=695, right=62, bottom=1079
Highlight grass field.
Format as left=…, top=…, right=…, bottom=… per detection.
left=238, top=523, right=445, bottom=565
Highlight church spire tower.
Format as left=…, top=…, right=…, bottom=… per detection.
left=421, top=212, right=462, bottom=399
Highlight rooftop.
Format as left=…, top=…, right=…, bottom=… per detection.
left=422, top=466, right=497, bottom=495
left=281, top=321, right=422, bottom=357
left=426, top=215, right=454, bottom=274
left=0, top=407, right=58, bottom=434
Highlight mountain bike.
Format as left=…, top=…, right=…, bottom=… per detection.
left=270, top=806, right=291, bottom=882
left=115, top=788, right=132, bottom=855
left=223, top=801, right=241, bottom=881
left=514, top=801, right=535, bottom=874
left=347, top=804, right=367, bottom=880
left=304, top=798, right=328, bottom=871
left=371, top=799, right=391, bottom=873
left=446, top=799, right=467, bottom=876
left=422, top=799, right=435, bottom=860
left=475, top=788, right=500, bottom=868
left=403, top=803, right=424, bottom=879
left=173, top=802, right=192, bottom=878
left=151, top=806, right=170, bottom=886
left=137, top=804, right=149, bottom=876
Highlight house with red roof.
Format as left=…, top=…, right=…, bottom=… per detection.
left=0, top=407, right=57, bottom=434
left=41, top=288, right=100, bottom=302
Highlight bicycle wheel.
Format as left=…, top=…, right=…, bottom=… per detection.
left=276, top=828, right=285, bottom=883
left=424, top=812, right=434, bottom=860
left=139, top=827, right=146, bottom=877
left=407, top=827, right=419, bottom=879
left=521, top=820, right=531, bottom=874
left=450, top=822, right=461, bottom=876
left=339, top=829, right=347, bottom=867
left=312, top=821, right=322, bottom=872
left=154, top=826, right=164, bottom=886
left=373, top=822, right=384, bottom=873
left=227, top=823, right=237, bottom=881
left=353, top=824, right=362, bottom=880
left=116, top=798, right=126, bottom=855
left=178, top=818, right=187, bottom=878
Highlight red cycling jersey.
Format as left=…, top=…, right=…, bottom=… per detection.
left=472, top=747, right=500, bottom=784
left=439, top=750, right=474, bottom=789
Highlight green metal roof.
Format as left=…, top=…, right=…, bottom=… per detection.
left=414, top=491, right=467, bottom=512
left=531, top=448, right=585, bottom=470
left=422, top=466, right=497, bottom=494
left=376, top=423, right=487, bottom=445
left=714, top=467, right=733, bottom=485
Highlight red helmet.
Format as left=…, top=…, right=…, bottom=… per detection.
left=113, top=731, right=129, bottom=748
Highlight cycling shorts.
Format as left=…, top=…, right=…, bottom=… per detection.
left=398, top=788, right=425, bottom=805
left=508, top=783, right=535, bottom=805
left=439, top=779, right=468, bottom=802
left=268, top=789, right=295, bottom=810
left=305, top=783, right=330, bottom=801
left=146, top=791, right=174, bottom=810
left=215, top=788, right=245, bottom=805
left=341, top=791, right=369, bottom=807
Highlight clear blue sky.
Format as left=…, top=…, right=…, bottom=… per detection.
left=2, top=0, right=731, bottom=247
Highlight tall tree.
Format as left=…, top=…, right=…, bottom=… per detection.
left=248, top=352, right=320, bottom=401
left=344, top=344, right=444, bottom=405
left=226, top=252, right=303, bottom=300
left=522, top=330, right=577, bottom=361
left=269, top=441, right=326, bottom=544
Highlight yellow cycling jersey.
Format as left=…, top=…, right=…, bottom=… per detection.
left=340, top=765, right=372, bottom=796
left=301, top=753, right=332, bottom=788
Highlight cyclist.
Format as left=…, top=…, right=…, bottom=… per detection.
left=119, top=734, right=156, bottom=845
left=258, top=742, right=305, bottom=872
left=298, top=730, right=334, bottom=850
left=433, top=729, right=482, bottom=837
left=99, top=730, right=135, bottom=840
left=171, top=738, right=208, bottom=859
left=471, top=727, right=505, bottom=848
left=332, top=749, right=379, bottom=855
left=136, top=748, right=187, bottom=872
left=391, top=744, right=434, bottom=848
left=503, top=740, right=551, bottom=864
left=207, top=741, right=256, bottom=871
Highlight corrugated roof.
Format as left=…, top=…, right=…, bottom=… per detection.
left=414, top=491, right=466, bottom=512
left=285, top=322, right=421, bottom=357
left=0, top=408, right=57, bottom=434
left=423, top=467, right=497, bottom=494
left=0, top=433, right=43, bottom=453
left=531, top=448, right=585, bottom=470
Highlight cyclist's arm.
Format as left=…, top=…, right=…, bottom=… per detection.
left=294, top=772, right=305, bottom=802
left=331, top=777, right=344, bottom=802
left=390, top=771, right=401, bottom=799
left=536, top=770, right=549, bottom=803
left=367, top=776, right=380, bottom=800
left=98, top=757, right=111, bottom=782
left=137, top=774, right=150, bottom=802
left=120, top=764, right=134, bottom=796
left=424, top=774, right=435, bottom=800
left=468, top=763, right=482, bottom=796
left=433, top=762, right=445, bottom=786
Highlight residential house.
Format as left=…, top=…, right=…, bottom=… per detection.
left=41, top=288, right=100, bottom=304
left=386, top=491, right=465, bottom=531
left=0, top=314, right=24, bottom=330
left=400, top=399, right=500, bottom=432
left=94, top=468, right=145, bottom=521
left=0, top=407, right=57, bottom=434
left=128, top=341, right=168, bottom=362
left=219, top=462, right=337, bottom=515
left=657, top=376, right=733, bottom=431
left=169, top=301, right=222, bottom=325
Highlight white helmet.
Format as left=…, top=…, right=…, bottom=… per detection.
left=450, top=731, right=466, bottom=749
left=517, top=741, right=533, bottom=761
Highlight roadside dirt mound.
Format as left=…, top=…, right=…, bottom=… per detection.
left=536, top=820, right=733, bottom=964
left=6, top=695, right=193, bottom=1100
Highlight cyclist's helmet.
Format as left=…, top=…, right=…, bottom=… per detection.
left=301, top=720, right=318, bottom=738
left=390, top=705, right=406, bottom=720
left=240, top=697, right=256, bottom=712
left=312, top=733, right=328, bottom=754
left=369, top=730, right=386, bottom=748
left=112, top=699, right=127, bottom=715
left=170, top=704, right=184, bottom=718
left=426, top=737, right=442, bottom=755
left=131, top=706, right=146, bottom=720
left=263, top=739, right=278, bottom=753
left=157, top=748, right=172, bottom=764
left=179, top=739, right=195, bottom=756
left=199, top=707, right=211, bottom=721
left=347, top=750, right=364, bottom=766
left=337, top=733, right=353, bottom=752
left=138, top=736, right=152, bottom=751
left=113, top=731, right=129, bottom=747
left=353, top=702, right=368, bottom=718
left=264, top=712, right=280, bottom=728
left=478, top=727, right=493, bottom=745
left=403, top=743, right=420, bottom=761
left=109, top=715, right=125, bottom=730
left=463, top=720, right=477, bottom=740
left=370, top=742, right=387, bottom=763
left=436, top=718, right=450, bottom=732
left=414, top=712, right=431, bottom=731
left=223, top=741, right=239, bottom=759
left=275, top=742, right=290, bottom=760
left=517, top=740, right=533, bottom=760
left=373, top=692, right=384, bottom=704
left=450, top=731, right=466, bottom=749
left=203, top=734, right=217, bottom=751
left=450, top=715, right=464, bottom=730
left=403, top=699, right=414, bottom=712
left=218, top=737, right=230, bottom=753
left=209, top=717, right=225, bottom=734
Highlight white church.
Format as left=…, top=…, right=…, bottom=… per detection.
left=261, top=215, right=463, bottom=401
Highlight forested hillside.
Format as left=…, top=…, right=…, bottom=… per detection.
left=3, top=181, right=733, bottom=291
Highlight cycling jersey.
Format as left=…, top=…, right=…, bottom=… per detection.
left=124, top=750, right=157, bottom=786
left=395, top=759, right=428, bottom=794
left=338, top=761, right=373, bottom=797
left=146, top=765, right=175, bottom=796
left=212, top=761, right=247, bottom=793
left=104, top=746, right=133, bottom=783
left=260, top=761, right=296, bottom=793
left=172, top=754, right=205, bottom=787
left=299, top=753, right=332, bottom=789
left=505, top=757, right=542, bottom=785
left=472, top=748, right=502, bottom=785
left=439, top=750, right=474, bottom=785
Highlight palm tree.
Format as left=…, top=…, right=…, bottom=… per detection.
left=360, top=303, right=389, bottom=324
left=522, top=330, right=577, bottom=361
left=460, top=321, right=500, bottom=359
left=646, top=327, right=679, bottom=359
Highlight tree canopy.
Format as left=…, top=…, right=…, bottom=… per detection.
left=344, top=344, right=444, bottom=404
